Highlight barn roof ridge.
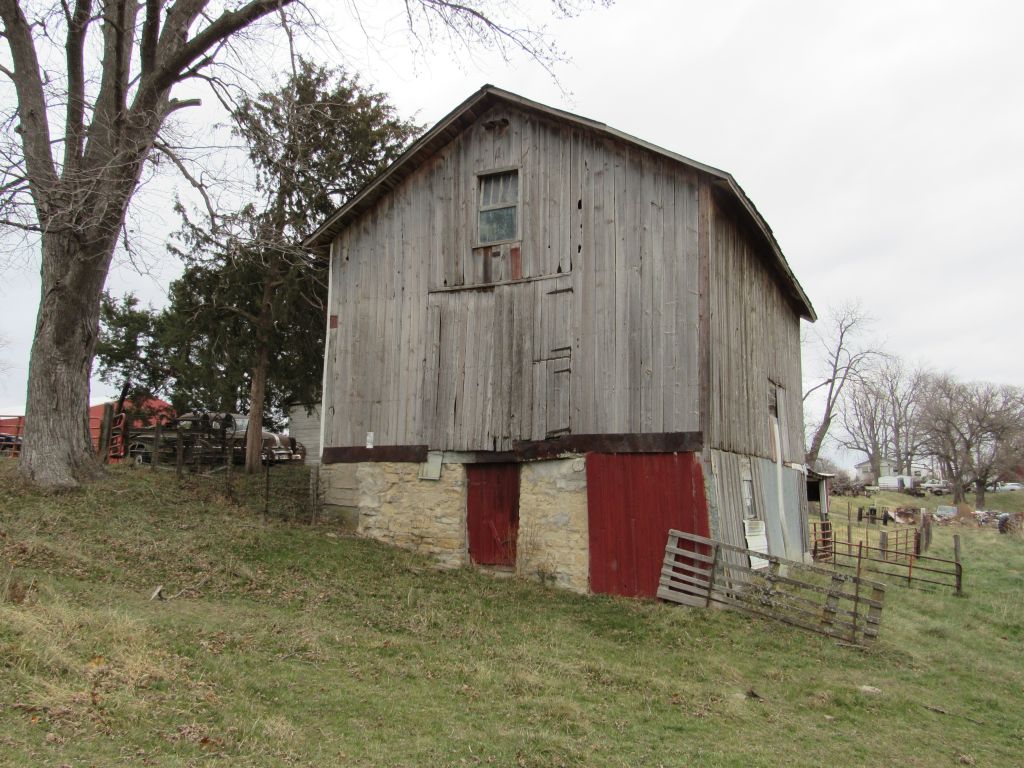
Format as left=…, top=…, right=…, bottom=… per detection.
left=303, top=85, right=815, bottom=321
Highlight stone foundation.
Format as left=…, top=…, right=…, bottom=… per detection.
left=320, top=461, right=468, bottom=568
left=517, top=457, right=590, bottom=593
left=319, top=456, right=590, bottom=589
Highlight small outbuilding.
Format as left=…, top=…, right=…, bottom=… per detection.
left=303, top=86, right=815, bottom=596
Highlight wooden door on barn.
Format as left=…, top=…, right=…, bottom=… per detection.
left=466, top=464, right=521, bottom=566
left=586, top=453, right=709, bottom=597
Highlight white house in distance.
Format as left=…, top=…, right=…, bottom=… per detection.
left=301, top=86, right=816, bottom=597
left=854, top=458, right=897, bottom=485
left=854, top=458, right=939, bottom=485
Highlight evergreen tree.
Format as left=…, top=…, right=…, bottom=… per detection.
left=164, top=60, right=419, bottom=470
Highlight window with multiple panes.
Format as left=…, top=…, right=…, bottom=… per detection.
left=478, top=170, right=519, bottom=244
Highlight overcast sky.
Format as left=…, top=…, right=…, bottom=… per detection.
left=1, top=0, right=1022, bottom=467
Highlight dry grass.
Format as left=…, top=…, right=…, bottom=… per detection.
left=1, top=461, right=1022, bottom=766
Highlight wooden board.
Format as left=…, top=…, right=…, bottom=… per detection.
left=658, top=529, right=886, bottom=646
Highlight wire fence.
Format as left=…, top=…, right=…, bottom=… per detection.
left=1, top=411, right=319, bottom=524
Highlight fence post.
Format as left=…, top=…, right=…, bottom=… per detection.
left=821, top=572, right=844, bottom=633
left=705, top=544, right=720, bottom=607
left=176, top=430, right=184, bottom=478
left=152, top=421, right=161, bottom=471
left=310, top=465, right=319, bottom=525
left=850, top=542, right=864, bottom=642
left=224, top=441, right=233, bottom=499
left=264, top=458, right=270, bottom=519
left=879, top=530, right=889, bottom=562
left=864, top=583, right=885, bottom=645
left=97, top=403, right=113, bottom=462
left=953, top=534, right=962, bottom=595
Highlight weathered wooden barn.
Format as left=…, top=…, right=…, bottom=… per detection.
left=303, top=86, right=815, bottom=596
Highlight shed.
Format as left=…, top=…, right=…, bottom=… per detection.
left=305, top=86, right=814, bottom=595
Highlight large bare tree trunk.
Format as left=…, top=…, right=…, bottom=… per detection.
left=20, top=232, right=113, bottom=487
left=2, top=0, right=298, bottom=489
left=974, top=480, right=986, bottom=510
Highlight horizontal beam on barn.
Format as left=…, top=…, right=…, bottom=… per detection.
left=512, top=432, right=703, bottom=458
left=322, top=445, right=430, bottom=464
left=321, top=432, right=702, bottom=464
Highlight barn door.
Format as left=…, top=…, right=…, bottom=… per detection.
left=466, top=464, right=520, bottom=566
left=586, top=453, right=709, bottom=598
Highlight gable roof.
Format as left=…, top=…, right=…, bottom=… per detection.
left=304, top=85, right=816, bottom=321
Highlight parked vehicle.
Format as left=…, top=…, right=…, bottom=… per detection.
left=996, top=482, right=1023, bottom=492
left=123, top=411, right=304, bottom=467
left=0, top=432, right=22, bottom=455
left=922, top=481, right=951, bottom=495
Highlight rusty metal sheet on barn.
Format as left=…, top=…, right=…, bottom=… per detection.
left=586, top=452, right=709, bottom=598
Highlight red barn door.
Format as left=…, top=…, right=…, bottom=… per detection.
left=466, top=464, right=520, bottom=566
left=586, top=453, right=709, bottom=598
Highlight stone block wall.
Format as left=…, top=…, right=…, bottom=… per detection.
left=319, top=456, right=591, bottom=589
left=320, top=461, right=469, bottom=569
left=517, top=457, right=590, bottom=593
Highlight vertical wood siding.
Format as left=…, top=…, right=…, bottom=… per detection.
left=325, top=105, right=703, bottom=451
left=707, top=196, right=804, bottom=462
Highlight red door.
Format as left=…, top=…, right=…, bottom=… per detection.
left=467, top=464, right=520, bottom=566
left=586, top=453, right=709, bottom=598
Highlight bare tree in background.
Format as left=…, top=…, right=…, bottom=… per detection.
left=838, top=357, right=928, bottom=480
left=838, top=371, right=891, bottom=481
left=0, top=0, right=596, bottom=488
left=803, top=302, right=879, bottom=468
left=880, top=358, right=928, bottom=474
left=919, top=375, right=1024, bottom=507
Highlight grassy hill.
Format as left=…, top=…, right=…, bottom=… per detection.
left=2, top=461, right=1022, bottom=767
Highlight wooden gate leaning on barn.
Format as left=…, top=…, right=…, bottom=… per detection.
left=658, top=529, right=886, bottom=646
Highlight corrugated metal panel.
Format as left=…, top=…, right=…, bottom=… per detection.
left=783, top=467, right=809, bottom=556
left=753, top=457, right=787, bottom=558
left=753, top=458, right=806, bottom=561
left=707, top=450, right=750, bottom=572
left=586, top=453, right=709, bottom=598
left=466, top=464, right=520, bottom=566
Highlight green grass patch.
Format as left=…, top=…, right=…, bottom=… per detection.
left=1, top=461, right=1022, bottom=766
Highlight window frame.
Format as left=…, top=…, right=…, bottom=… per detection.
left=475, top=166, right=521, bottom=247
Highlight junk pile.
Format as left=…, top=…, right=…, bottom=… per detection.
left=934, top=505, right=1023, bottom=532
left=933, top=505, right=980, bottom=527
